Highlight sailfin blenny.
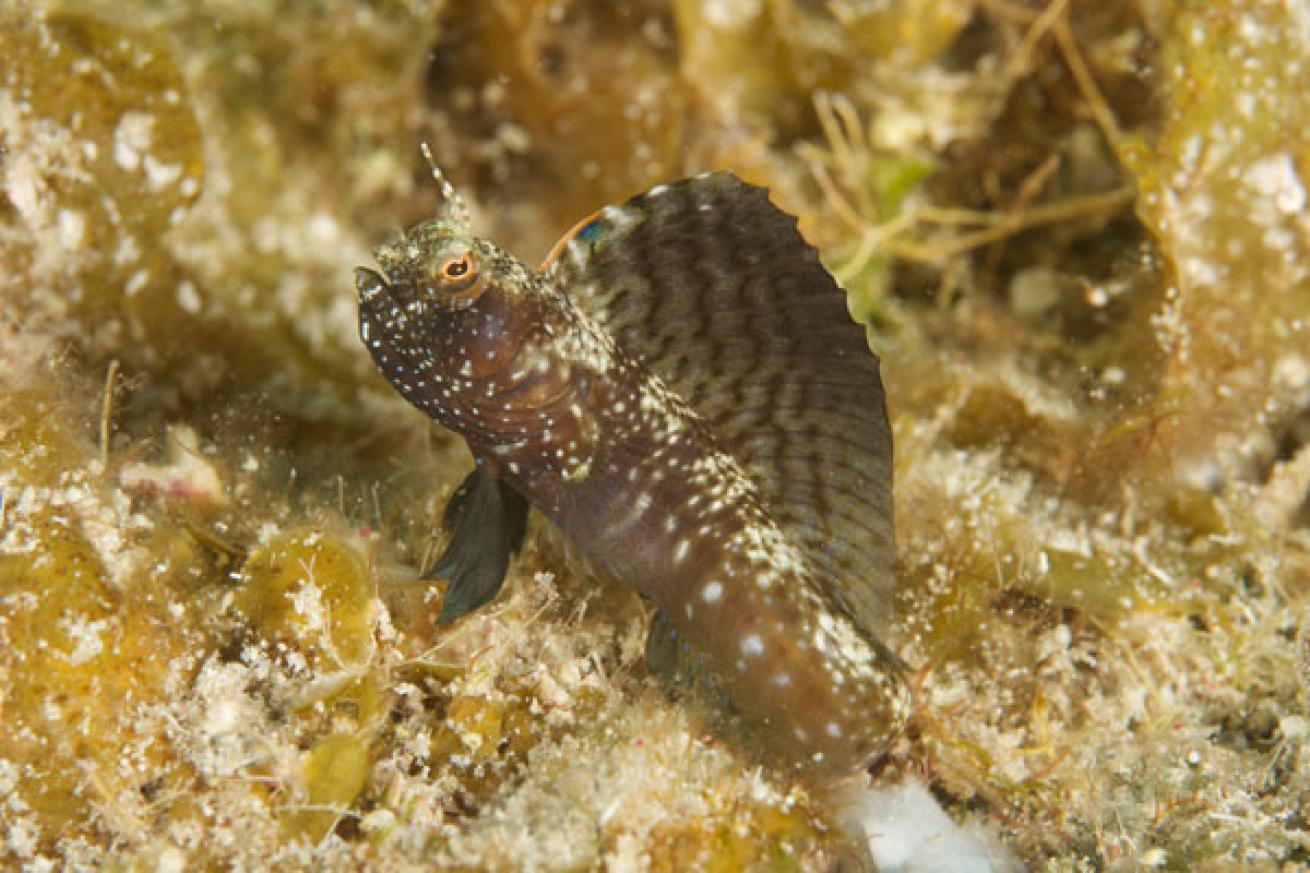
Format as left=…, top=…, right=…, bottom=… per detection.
left=356, top=166, right=910, bottom=776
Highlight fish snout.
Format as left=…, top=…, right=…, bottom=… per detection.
left=355, top=266, right=390, bottom=305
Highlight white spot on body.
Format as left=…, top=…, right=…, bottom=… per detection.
left=701, top=581, right=723, bottom=603
left=614, top=491, right=654, bottom=532
left=741, top=634, right=764, bottom=657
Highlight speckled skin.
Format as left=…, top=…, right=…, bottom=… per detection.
left=357, top=178, right=910, bottom=776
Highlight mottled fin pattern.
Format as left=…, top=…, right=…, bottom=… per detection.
left=427, top=466, right=529, bottom=624
left=545, top=173, right=895, bottom=631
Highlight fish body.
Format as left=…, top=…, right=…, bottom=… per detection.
left=357, top=172, right=909, bottom=775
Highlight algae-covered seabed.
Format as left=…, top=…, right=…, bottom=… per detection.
left=1, top=0, right=1307, bottom=869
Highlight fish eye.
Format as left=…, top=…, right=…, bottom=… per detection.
left=430, top=251, right=479, bottom=292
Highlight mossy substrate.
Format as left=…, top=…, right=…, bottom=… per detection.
left=2, top=1, right=1307, bottom=869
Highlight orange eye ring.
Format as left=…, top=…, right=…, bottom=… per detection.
left=433, top=252, right=479, bottom=293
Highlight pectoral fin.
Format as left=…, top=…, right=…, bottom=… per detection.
left=644, top=609, right=684, bottom=682
left=645, top=609, right=714, bottom=690
left=426, top=466, right=529, bottom=624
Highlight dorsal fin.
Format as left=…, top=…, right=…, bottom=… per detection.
left=543, top=172, right=896, bottom=631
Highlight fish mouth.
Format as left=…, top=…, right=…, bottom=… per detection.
left=355, top=265, right=392, bottom=310
left=355, top=264, right=422, bottom=357
left=356, top=260, right=432, bottom=316
left=355, top=265, right=401, bottom=326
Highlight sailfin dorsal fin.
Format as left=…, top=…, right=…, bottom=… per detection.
left=544, top=172, right=896, bottom=631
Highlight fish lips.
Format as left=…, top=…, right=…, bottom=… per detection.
left=355, top=265, right=393, bottom=314
left=356, top=264, right=397, bottom=326
left=355, top=265, right=423, bottom=353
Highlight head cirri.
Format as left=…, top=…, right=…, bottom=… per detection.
left=353, top=167, right=558, bottom=448
left=356, top=142, right=511, bottom=333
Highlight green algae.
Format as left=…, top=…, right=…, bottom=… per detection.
left=645, top=793, right=822, bottom=873
left=1120, top=2, right=1310, bottom=476
left=233, top=528, right=376, bottom=669
left=0, top=384, right=199, bottom=845
left=1, top=10, right=210, bottom=388
left=281, top=731, right=373, bottom=844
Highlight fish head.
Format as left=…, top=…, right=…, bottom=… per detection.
left=355, top=216, right=548, bottom=432
left=357, top=217, right=504, bottom=319
left=355, top=216, right=539, bottom=372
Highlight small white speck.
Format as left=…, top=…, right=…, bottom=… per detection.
left=124, top=269, right=149, bottom=297
left=176, top=280, right=201, bottom=314
left=741, top=634, right=764, bottom=657
left=702, top=581, right=723, bottom=603
left=57, top=209, right=85, bottom=248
